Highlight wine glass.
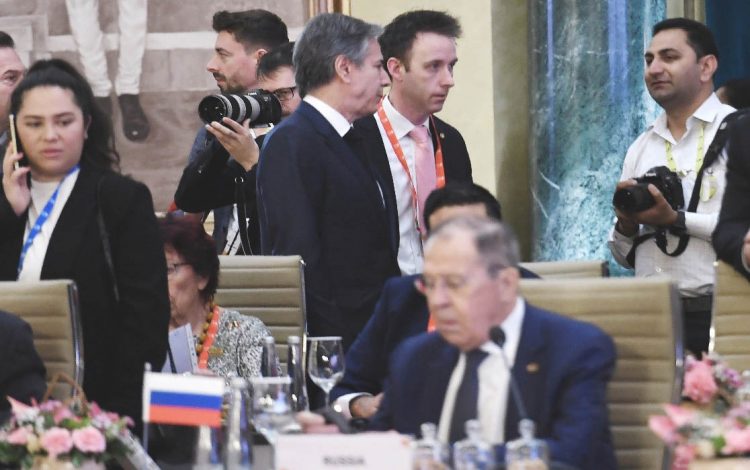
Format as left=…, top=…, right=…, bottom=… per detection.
left=248, top=376, right=294, bottom=446
left=307, top=336, right=345, bottom=407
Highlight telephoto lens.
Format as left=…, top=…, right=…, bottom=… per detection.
left=198, top=89, right=282, bottom=127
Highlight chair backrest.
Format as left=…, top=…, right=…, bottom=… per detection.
left=519, top=277, right=683, bottom=470
left=710, top=260, right=750, bottom=372
left=0, top=280, right=84, bottom=400
left=215, top=256, right=306, bottom=367
left=519, top=259, right=609, bottom=278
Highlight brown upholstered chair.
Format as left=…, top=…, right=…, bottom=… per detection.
left=519, top=259, right=609, bottom=278
left=710, top=260, right=750, bottom=372
left=519, top=276, right=683, bottom=470
left=215, top=255, right=307, bottom=367
left=0, top=280, right=84, bottom=400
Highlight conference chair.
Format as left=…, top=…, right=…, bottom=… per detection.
left=710, top=260, right=750, bottom=372
left=215, top=255, right=307, bottom=367
left=519, top=259, right=609, bottom=278
left=0, top=280, right=84, bottom=400
left=520, top=277, right=683, bottom=470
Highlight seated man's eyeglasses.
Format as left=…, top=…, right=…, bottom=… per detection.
left=271, top=86, right=297, bottom=102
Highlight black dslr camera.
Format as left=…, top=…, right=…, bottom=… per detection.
left=612, top=166, right=684, bottom=213
left=198, top=89, right=282, bottom=127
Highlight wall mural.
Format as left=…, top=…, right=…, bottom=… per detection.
left=0, top=0, right=306, bottom=210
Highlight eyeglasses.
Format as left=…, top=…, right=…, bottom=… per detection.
left=166, top=262, right=190, bottom=276
left=271, top=86, right=297, bottom=102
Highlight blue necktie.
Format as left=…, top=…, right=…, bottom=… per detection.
left=449, top=348, right=488, bottom=443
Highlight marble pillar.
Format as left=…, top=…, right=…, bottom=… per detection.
left=529, top=0, right=665, bottom=273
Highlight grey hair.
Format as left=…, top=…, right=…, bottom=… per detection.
left=426, top=216, right=521, bottom=274
left=293, top=13, right=382, bottom=97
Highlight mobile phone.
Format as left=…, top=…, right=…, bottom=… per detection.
left=9, top=114, right=21, bottom=170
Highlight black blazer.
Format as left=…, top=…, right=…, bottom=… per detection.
left=353, top=113, right=473, bottom=252
left=0, top=166, right=170, bottom=431
left=714, top=116, right=750, bottom=279
left=0, top=310, right=46, bottom=423
left=175, top=127, right=265, bottom=254
left=257, top=101, right=401, bottom=350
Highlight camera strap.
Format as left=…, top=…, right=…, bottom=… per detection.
left=234, top=175, right=253, bottom=255
left=626, top=109, right=750, bottom=267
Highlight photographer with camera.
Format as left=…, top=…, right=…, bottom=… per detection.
left=174, top=10, right=288, bottom=255
left=609, top=18, right=736, bottom=357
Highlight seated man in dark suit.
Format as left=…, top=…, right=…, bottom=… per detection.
left=714, top=115, right=750, bottom=278
left=0, top=310, right=46, bottom=423
left=331, top=182, right=538, bottom=419
left=369, top=217, right=617, bottom=470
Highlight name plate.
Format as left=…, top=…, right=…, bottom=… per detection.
left=276, top=433, right=412, bottom=470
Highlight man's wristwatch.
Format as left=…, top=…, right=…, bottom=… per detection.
left=669, top=210, right=687, bottom=236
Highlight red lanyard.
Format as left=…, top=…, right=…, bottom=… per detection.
left=197, top=305, right=221, bottom=369
left=376, top=101, right=446, bottom=233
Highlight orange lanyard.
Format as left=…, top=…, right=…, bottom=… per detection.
left=426, top=314, right=436, bottom=333
left=376, top=102, right=446, bottom=233
left=197, top=305, right=221, bottom=369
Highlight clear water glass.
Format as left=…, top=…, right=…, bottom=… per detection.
left=307, top=336, right=345, bottom=407
left=248, top=376, right=294, bottom=446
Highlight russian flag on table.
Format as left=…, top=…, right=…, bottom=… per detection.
left=142, top=371, right=225, bottom=427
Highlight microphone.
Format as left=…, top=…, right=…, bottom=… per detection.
left=489, top=325, right=528, bottom=421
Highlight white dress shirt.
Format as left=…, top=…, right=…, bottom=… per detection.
left=374, top=96, right=433, bottom=275
left=437, top=297, right=525, bottom=444
left=18, top=171, right=80, bottom=281
left=304, top=95, right=351, bottom=136
left=609, top=93, right=735, bottom=297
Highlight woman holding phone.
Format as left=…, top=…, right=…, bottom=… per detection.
left=0, top=59, right=169, bottom=434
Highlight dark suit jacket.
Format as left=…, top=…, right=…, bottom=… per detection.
left=353, top=114, right=472, bottom=246
left=714, top=116, right=750, bottom=279
left=257, top=101, right=401, bottom=349
left=369, top=303, right=617, bottom=470
left=0, top=310, right=46, bottom=423
left=0, top=166, right=170, bottom=431
left=176, top=127, right=262, bottom=254
left=331, top=268, right=540, bottom=401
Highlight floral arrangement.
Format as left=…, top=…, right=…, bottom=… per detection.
left=0, top=397, right=132, bottom=469
left=649, top=353, right=750, bottom=468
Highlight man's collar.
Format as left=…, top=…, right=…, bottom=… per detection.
left=480, top=296, right=525, bottom=362
left=304, top=95, right=351, bottom=137
left=381, top=95, right=431, bottom=139
left=651, top=93, right=731, bottom=138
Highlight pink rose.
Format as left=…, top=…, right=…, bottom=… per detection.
left=723, top=427, right=750, bottom=455
left=54, top=406, right=74, bottom=424
left=72, top=426, right=106, bottom=454
left=673, top=444, right=696, bottom=470
left=5, top=427, right=30, bottom=445
left=663, top=404, right=696, bottom=427
left=683, top=360, right=718, bottom=404
left=648, top=415, right=677, bottom=444
left=40, top=427, right=73, bottom=458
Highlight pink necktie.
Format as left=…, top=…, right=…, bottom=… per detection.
left=409, top=125, right=437, bottom=232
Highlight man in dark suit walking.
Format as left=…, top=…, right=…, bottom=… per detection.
left=369, top=217, right=617, bottom=470
left=354, top=10, right=472, bottom=276
left=257, top=13, right=399, bottom=351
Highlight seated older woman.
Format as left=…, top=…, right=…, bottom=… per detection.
left=159, top=216, right=271, bottom=380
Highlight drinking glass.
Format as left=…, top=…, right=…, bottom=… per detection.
left=307, top=336, right=345, bottom=407
left=248, top=376, right=294, bottom=446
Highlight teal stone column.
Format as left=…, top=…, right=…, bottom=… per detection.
left=529, top=0, right=666, bottom=271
